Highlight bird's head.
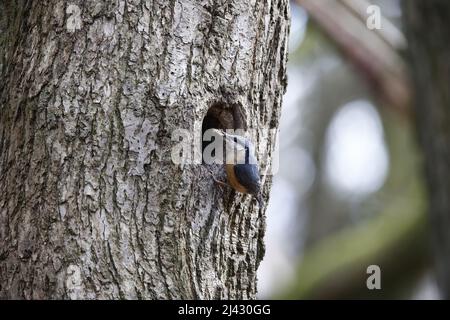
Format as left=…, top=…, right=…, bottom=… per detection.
left=212, top=129, right=256, bottom=165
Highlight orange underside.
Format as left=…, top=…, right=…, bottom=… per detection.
left=225, top=164, right=249, bottom=194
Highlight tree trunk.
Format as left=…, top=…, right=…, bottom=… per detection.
left=403, top=1, right=450, bottom=298
left=0, top=0, right=289, bottom=299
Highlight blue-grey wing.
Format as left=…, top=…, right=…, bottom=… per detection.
left=234, top=164, right=261, bottom=195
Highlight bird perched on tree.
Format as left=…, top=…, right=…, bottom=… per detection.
left=209, top=129, right=263, bottom=207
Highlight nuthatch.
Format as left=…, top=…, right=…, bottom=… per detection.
left=210, top=129, right=263, bottom=206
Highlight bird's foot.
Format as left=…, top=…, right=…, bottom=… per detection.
left=208, top=169, right=229, bottom=189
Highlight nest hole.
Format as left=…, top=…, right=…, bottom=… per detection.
left=201, top=102, right=245, bottom=162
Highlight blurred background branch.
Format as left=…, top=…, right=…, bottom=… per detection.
left=296, top=0, right=411, bottom=115
left=258, top=0, right=436, bottom=300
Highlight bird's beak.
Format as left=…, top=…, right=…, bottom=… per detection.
left=212, top=128, right=225, bottom=137
left=211, top=129, right=238, bottom=147
left=212, top=129, right=231, bottom=144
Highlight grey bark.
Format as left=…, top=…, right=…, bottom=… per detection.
left=0, top=0, right=289, bottom=299
left=403, top=1, right=450, bottom=298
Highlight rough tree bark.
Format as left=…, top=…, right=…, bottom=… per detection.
left=0, top=0, right=289, bottom=299
left=403, top=1, right=450, bottom=298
